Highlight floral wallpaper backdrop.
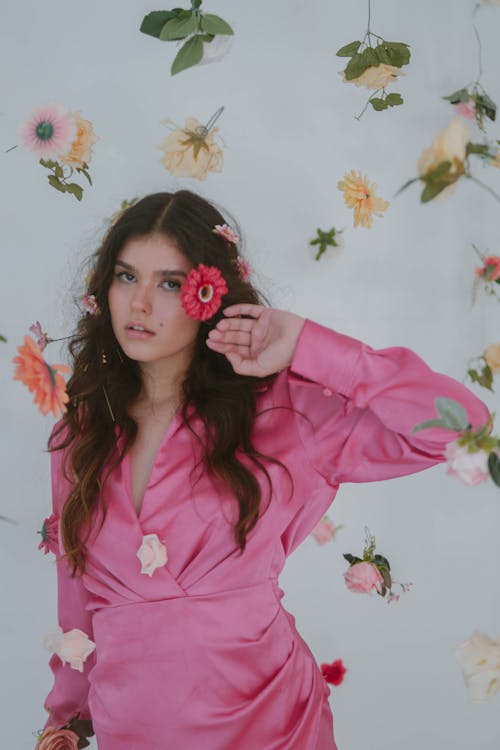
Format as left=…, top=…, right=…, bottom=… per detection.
left=0, top=1, right=498, bottom=748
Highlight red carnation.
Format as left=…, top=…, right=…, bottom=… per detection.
left=321, top=658, right=347, bottom=686
left=180, top=264, right=228, bottom=321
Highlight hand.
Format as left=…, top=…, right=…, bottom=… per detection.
left=206, top=304, right=306, bottom=377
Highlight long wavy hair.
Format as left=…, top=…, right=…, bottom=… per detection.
left=49, top=190, right=293, bottom=577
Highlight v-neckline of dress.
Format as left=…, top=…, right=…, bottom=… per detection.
left=122, top=406, right=184, bottom=524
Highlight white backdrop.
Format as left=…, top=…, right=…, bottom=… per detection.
left=0, top=1, right=498, bottom=748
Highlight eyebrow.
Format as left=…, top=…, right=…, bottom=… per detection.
left=114, top=259, right=188, bottom=278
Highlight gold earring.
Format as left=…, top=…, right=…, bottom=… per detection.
left=101, top=349, right=107, bottom=365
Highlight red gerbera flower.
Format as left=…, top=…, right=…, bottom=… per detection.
left=321, top=658, right=347, bottom=686
left=38, top=512, right=60, bottom=555
left=180, top=264, right=228, bottom=321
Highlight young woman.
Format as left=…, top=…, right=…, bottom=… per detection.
left=40, top=189, right=489, bottom=750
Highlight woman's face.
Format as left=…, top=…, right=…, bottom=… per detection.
left=108, top=233, right=200, bottom=366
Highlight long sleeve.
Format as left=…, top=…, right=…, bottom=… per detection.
left=42, top=432, right=95, bottom=731
left=286, top=319, right=491, bottom=486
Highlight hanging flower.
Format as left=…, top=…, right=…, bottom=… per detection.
left=37, top=512, right=59, bottom=555
left=29, top=321, right=50, bottom=351
left=321, top=658, right=347, bottom=686
left=80, top=294, right=100, bottom=315
left=42, top=627, right=96, bottom=672
left=158, top=116, right=224, bottom=180
left=213, top=223, right=239, bottom=243
left=338, top=170, right=390, bottom=228
left=311, top=515, right=342, bottom=544
left=341, top=63, right=404, bottom=91
left=454, top=101, right=476, bottom=120
left=180, top=264, right=228, bottom=321
left=236, top=257, right=252, bottom=282
left=35, top=725, right=80, bottom=750
left=136, top=533, right=168, bottom=577
left=444, top=440, right=491, bottom=486
left=455, top=631, right=500, bottom=703
left=343, top=527, right=412, bottom=603
left=475, top=255, right=500, bottom=282
left=20, top=104, right=77, bottom=159
left=199, top=34, right=233, bottom=66
left=12, top=336, right=70, bottom=417
left=60, top=111, right=99, bottom=169
left=416, top=118, right=470, bottom=201
left=484, top=343, right=500, bottom=374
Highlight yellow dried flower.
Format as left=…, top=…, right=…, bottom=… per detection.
left=341, top=63, right=404, bottom=90
left=338, top=170, right=390, bottom=228
left=158, top=117, right=224, bottom=180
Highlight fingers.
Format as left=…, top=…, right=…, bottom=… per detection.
left=208, top=327, right=251, bottom=346
left=223, top=303, right=265, bottom=319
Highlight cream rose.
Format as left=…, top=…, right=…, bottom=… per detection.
left=137, top=533, right=168, bottom=577
left=341, top=62, right=404, bottom=90
left=444, top=440, right=490, bottom=486
left=43, top=627, right=96, bottom=672
left=455, top=631, right=500, bottom=703
left=417, top=118, right=470, bottom=200
left=60, top=111, right=99, bottom=169
left=159, top=117, right=224, bottom=180
left=484, top=343, right=500, bottom=373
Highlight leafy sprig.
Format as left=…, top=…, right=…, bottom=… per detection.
left=309, top=227, right=343, bottom=260
left=39, top=159, right=92, bottom=202
left=140, top=1, right=233, bottom=75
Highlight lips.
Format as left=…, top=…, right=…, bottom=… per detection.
left=125, top=322, right=155, bottom=334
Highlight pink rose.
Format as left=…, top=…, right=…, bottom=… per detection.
left=445, top=440, right=490, bottom=486
left=136, top=533, right=168, bottom=577
left=344, top=561, right=384, bottom=594
left=475, top=255, right=500, bottom=282
left=312, top=516, right=338, bottom=545
left=36, top=726, right=79, bottom=750
left=43, top=627, right=96, bottom=672
left=454, top=101, right=476, bottom=120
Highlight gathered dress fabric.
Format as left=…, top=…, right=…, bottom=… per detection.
left=41, top=319, right=490, bottom=749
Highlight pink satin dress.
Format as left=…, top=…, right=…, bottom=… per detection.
left=41, top=319, right=490, bottom=749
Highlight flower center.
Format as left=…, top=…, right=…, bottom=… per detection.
left=198, top=283, right=214, bottom=303
left=36, top=121, right=54, bottom=141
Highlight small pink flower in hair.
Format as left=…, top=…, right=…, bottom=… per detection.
left=213, top=223, right=239, bottom=244
left=236, top=257, right=252, bottom=281
left=180, top=264, right=228, bottom=321
left=29, top=321, right=49, bottom=351
left=81, top=294, right=100, bottom=315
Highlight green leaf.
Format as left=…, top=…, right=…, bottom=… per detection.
left=370, top=97, right=388, bottom=111
left=76, top=165, right=92, bottom=186
left=443, top=88, right=470, bottom=104
left=466, top=142, right=490, bottom=156
left=373, top=554, right=391, bottom=571
left=160, top=13, right=198, bottom=41
left=54, top=163, right=63, bottom=178
left=200, top=13, right=234, bottom=35
left=0, top=335, right=7, bottom=342
left=381, top=41, right=411, bottom=67
left=385, top=92, right=403, bottom=106
left=488, top=452, right=500, bottom=487
left=476, top=92, right=497, bottom=122
left=198, top=33, right=215, bottom=42
left=140, top=10, right=177, bottom=38
left=344, top=53, right=369, bottom=81
left=336, top=40, right=362, bottom=57
left=421, top=181, right=449, bottom=202
left=378, top=567, right=392, bottom=590
left=373, top=45, right=392, bottom=65
left=66, top=182, right=83, bottom=201
left=39, top=158, right=58, bottom=170
left=171, top=34, right=204, bottom=75
left=435, top=396, right=469, bottom=431
left=412, top=418, right=447, bottom=433
left=362, top=47, right=379, bottom=68
left=468, top=366, right=494, bottom=392
left=48, top=175, right=67, bottom=192
left=343, top=554, right=362, bottom=565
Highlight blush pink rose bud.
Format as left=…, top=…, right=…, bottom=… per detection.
left=137, top=533, right=168, bottom=577
left=444, top=440, right=490, bottom=486
left=43, top=627, right=96, bottom=672
left=454, top=101, right=476, bottom=120
left=312, top=516, right=338, bottom=545
left=36, top=726, right=80, bottom=750
left=344, top=561, right=384, bottom=594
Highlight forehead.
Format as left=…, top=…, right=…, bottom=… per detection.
left=116, top=234, right=192, bottom=271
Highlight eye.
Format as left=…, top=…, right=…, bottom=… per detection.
left=114, top=271, right=135, bottom=282
left=162, top=279, right=182, bottom=291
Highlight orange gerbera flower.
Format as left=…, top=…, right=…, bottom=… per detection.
left=338, top=170, right=390, bottom=228
left=12, top=335, right=70, bottom=417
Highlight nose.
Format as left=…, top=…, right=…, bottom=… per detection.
left=130, top=283, right=153, bottom=315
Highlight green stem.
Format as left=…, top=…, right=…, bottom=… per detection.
left=468, top=175, right=500, bottom=203
left=473, top=25, right=483, bottom=82
left=355, top=89, right=382, bottom=120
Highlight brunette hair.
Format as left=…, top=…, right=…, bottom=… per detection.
left=49, top=190, right=293, bottom=577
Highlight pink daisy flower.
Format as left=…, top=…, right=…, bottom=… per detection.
left=37, top=512, right=59, bottom=555
left=81, top=294, right=100, bottom=315
left=180, top=264, right=228, bottom=321
left=213, top=223, right=239, bottom=244
left=236, top=257, right=252, bottom=281
left=20, top=104, right=77, bottom=159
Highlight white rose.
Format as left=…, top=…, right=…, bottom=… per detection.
left=137, top=533, right=168, bottom=577
left=444, top=440, right=490, bottom=486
